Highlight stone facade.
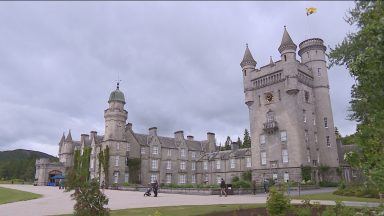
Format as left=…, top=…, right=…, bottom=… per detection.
left=35, top=27, right=340, bottom=186
left=241, top=27, right=340, bottom=183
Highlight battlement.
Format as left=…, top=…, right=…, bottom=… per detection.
left=298, top=38, right=326, bottom=57
left=36, top=158, right=50, bottom=165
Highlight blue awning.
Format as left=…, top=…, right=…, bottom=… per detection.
left=51, top=175, right=65, bottom=179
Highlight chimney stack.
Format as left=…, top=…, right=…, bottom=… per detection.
left=149, top=127, right=158, bottom=136
left=231, top=142, right=239, bottom=151
left=174, top=130, right=184, bottom=141
left=187, top=135, right=194, bottom=141
left=126, top=123, right=132, bottom=130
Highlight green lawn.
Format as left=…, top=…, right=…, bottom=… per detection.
left=0, top=186, right=42, bottom=204
left=292, top=192, right=381, bottom=203
left=111, top=204, right=264, bottom=216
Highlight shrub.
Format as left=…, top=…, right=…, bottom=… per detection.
left=232, top=180, right=251, bottom=189
left=319, top=181, right=339, bottom=187
left=232, top=176, right=240, bottom=183
left=266, top=187, right=291, bottom=216
left=241, top=170, right=252, bottom=182
left=301, top=165, right=312, bottom=182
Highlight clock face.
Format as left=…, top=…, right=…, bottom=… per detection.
left=266, top=93, right=273, bottom=102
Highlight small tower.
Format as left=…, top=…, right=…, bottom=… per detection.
left=240, top=44, right=257, bottom=106
left=61, top=130, right=75, bottom=167
left=104, top=82, right=128, bottom=141
left=298, top=38, right=339, bottom=167
left=278, top=26, right=297, bottom=62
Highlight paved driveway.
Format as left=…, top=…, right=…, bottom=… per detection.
left=0, top=185, right=378, bottom=216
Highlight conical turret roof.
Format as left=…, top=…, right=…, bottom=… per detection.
left=65, top=130, right=72, bottom=142
left=240, top=44, right=257, bottom=68
left=278, top=27, right=297, bottom=53
left=59, top=133, right=65, bottom=145
left=269, top=56, right=275, bottom=66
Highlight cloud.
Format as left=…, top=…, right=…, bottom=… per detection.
left=0, top=1, right=356, bottom=155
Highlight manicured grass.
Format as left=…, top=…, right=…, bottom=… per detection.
left=111, top=204, right=265, bottom=216
left=293, top=192, right=381, bottom=203
left=0, top=186, right=42, bottom=204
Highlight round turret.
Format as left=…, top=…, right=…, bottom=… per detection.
left=108, top=88, right=125, bottom=104
left=298, top=38, right=326, bottom=60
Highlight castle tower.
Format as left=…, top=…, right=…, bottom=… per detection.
left=60, top=130, right=75, bottom=167
left=104, top=82, right=128, bottom=141
left=298, top=38, right=339, bottom=167
left=241, top=27, right=339, bottom=183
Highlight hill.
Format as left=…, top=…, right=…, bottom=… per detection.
left=0, top=149, right=58, bottom=182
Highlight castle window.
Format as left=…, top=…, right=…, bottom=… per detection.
left=313, top=160, right=318, bottom=167
left=317, top=68, right=321, bottom=77
left=246, top=157, right=252, bottom=167
left=179, top=174, right=186, bottom=184
left=126, top=143, right=130, bottom=151
left=314, top=132, right=318, bottom=143
left=284, top=172, right=289, bottom=182
left=151, top=159, right=158, bottom=170
left=280, top=131, right=287, bottom=142
left=191, top=175, right=196, bottom=184
left=307, top=149, right=311, bottom=163
left=152, top=146, right=159, bottom=155
left=273, top=173, right=278, bottom=180
left=266, top=111, right=275, bottom=122
left=167, top=149, right=172, bottom=156
left=116, top=142, right=120, bottom=150
left=258, top=95, right=261, bottom=106
left=278, top=90, right=281, bottom=100
left=124, top=173, right=129, bottom=183
left=216, top=160, right=221, bottom=169
left=304, top=91, right=309, bottom=103
left=216, top=176, right=222, bottom=184
left=180, top=161, right=186, bottom=170
left=243, top=70, right=247, bottom=76
left=203, top=161, right=208, bottom=170
left=324, top=117, right=328, bottom=128
left=284, top=55, right=287, bottom=61
left=261, top=151, right=267, bottom=165
left=313, top=113, right=316, bottom=125
left=180, top=148, right=186, bottom=157
left=192, top=152, right=196, bottom=158
left=230, top=159, right=235, bottom=169
left=205, top=174, right=209, bottom=183
left=282, top=149, right=289, bottom=163
left=303, top=110, right=307, bottom=123
left=305, top=130, right=309, bottom=143
left=141, top=147, right=145, bottom=154
left=166, top=174, right=172, bottom=184
left=115, top=156, right=119, bottom=166
left=260, top=134, right=266, bottom=145
left=113, top=172, right=119, bottom=184
left=326, top=136, right=331, bottom=147
left=166, top=160, right=172, bottom=170
left=191, top=162, right=196, bottom=170
left=125, top=156, right=129, bottom=166
left=150, top=174, right=157, bottom=183
left=90, top=158, right=94, bottom=169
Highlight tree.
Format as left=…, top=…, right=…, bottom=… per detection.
left=329, top=1, right=384, bottom=193
left=223, top=136, right=232, bottom=150
left=66, top=148, right=109, bottom=215
left=242, top=129, right=251, bottom=148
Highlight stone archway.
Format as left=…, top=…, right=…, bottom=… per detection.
left=48, top=170, right=62, bottom=186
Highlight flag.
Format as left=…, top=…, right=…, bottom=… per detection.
left=306, top=7, right=317, bottom=16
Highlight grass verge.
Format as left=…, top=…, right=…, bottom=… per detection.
left=0, top=186, right=42, bottom=204
left=292, top=192, right=381, bottom=203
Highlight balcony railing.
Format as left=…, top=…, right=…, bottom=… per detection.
left=263, top=121, right=278, bottom=132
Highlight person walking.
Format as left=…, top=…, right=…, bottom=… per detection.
left=252, top=180, right=257, bottom=195
left=220, top=178, right=227, bottom=197
left=153, top=180, right=159, bottom=197
left=263, top=179, right=269, bottom=193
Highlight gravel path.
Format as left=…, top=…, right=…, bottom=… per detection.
left=0, top=184, right=379, bottom=216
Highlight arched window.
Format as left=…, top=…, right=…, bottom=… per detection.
left=266, top=110, right=275, bottom=122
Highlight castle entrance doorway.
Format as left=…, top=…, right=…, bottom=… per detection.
left=48, top=170, right=62, bottom=186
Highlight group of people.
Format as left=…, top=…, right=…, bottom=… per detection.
left=219, top=178, right=274, bottom=197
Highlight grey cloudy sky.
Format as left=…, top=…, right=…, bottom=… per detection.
left=0, top=1, right=357, bottom=156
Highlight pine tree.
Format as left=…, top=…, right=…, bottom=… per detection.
left=237, top=137, right=243, bottom=149
left=243, top=129, right=251, bottom=148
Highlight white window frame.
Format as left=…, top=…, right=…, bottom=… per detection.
left=280, top=131, right=287, bottom=142
left=307, top=149, right=311, bottom=163
left=282, top=149, right=289, bottom=163
left=141, top=147, right=145, bottom=154
left=192, top=152, right=196, bottom=158
left=317, top=68, right=321, bottom=77
left=124, top=173, right=129, bottom=183
left=246, top=157, right=252, bottom=168
left=116, top=142, right=120, bottom=151
left=303, top=110, right=307, bottom=122
left=191, top=162, right=196, bottom=170
left=114, top=172, right=119, bottom=184
left=191, top=174, right=196, bottom=184
left=151, top=159, right=158, bottom=170
left=180, top=148, right=186, bottom=157
left=216, top=160, right=221, bottom=169
left=260, top=134, right=266, bottom=145
left=314, top=133, right=318, bottom=143
left=203, top=161, right=208, bottom=170
left=216, top=176, right=221, bottom=184
left=180, top=161, right=186, bottom=170
left=90, top=158, right=94, bottom=169
left=166, top=160, right=172, bottom=170
left=179, top=174, right=186, bottom=184
left=261, top=151, right=267, bottom=165
left=166, top=174, right=172, bottom=184
left=115, top=156, right=119, bottom=166
left=150, top=174, right=157, bottom=183
left=204, top=174, right=209, bottom=182
left=153, top=146, right=159, bottom=155
left=273, top=173, right=278, bottom=180
left=284, top=172, right=289, bottom=182
left=167, top=149, right=172, bottom=156
left=230, top=159, right=235, bottom=169
left=126, top=143, right=131, bottom=151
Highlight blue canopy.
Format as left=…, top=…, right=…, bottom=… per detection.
left=51, top=175, right=65, bottom=179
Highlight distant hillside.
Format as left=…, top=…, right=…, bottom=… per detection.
left=0, top=149, right=58, bottom=181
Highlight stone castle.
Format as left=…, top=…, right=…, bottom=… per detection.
left=35, top=27, right=340, bottom=186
